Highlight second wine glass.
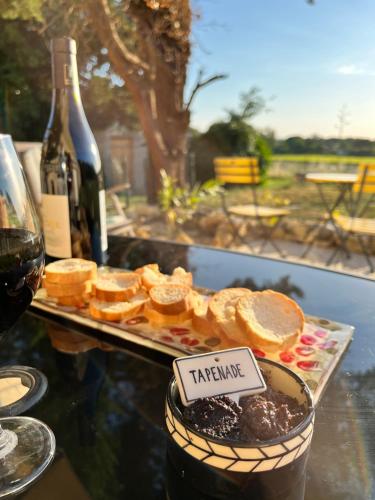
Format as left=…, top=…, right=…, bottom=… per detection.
left=0, top=134, right=55, bottom=497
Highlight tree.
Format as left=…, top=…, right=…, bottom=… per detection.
left=191, top=87, right=270, bottom=182
left=0, top=2, right=138, bottom=140
left=83, top=0, right=224, bottom=198
left=1, top=0, right=224, bottom=198
left=0, top=18, right=51, bottom=139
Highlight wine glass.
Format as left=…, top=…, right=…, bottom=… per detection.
left=0, top=134, right=55, bottom=497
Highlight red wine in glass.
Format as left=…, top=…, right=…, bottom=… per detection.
left=0, top=228, right=44, bottom=333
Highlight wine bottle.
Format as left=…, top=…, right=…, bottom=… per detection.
left=40, top=37, right=107, bottom=264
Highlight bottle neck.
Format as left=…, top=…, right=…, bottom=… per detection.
left=51, top=50, right=82, bottom=105
left=48, top=51, right=85, bottom=136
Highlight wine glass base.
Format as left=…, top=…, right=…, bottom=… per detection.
left=0, top=366, right=48, bottom=417
left=0, top=416, right=55, bottom=498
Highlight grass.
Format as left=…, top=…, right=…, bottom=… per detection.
left=193, top=175, right=375, bottom=218
left=272, top=154, right=375, bottom=165
left=221, top=177, right=375, bottom=218
left=263, top=176, right=294, bottom=190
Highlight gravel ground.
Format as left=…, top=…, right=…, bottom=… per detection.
left=232, top=239, right=375, bottom=279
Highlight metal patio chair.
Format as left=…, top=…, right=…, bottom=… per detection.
left=328, top=164, right=375, bottom=272
left=214, top=157, right=290, bottom=257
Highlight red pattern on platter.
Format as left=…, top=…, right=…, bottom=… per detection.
left=300, top=335, right=317, bottom=346
left=279, top=352, right=296, bottom=363
left=319, top=340, right=337, bottom=350
left=252, top=348, right=266, bottom=358
left=314, top=330, right=327, bottom=338
left=161, top=335, right=173, bottom=343
left=295, top=346, right=315, bottom=357
left=181, top=337, right=199, bottom=347
left=169, top=327, right=190, bottom=336
left=297, top=360, right=320, bottom=371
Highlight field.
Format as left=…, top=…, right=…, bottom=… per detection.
left=124, top=175, right=374, bottom=218
left=120, top=152, right=375, bottom=219
left=272, top=154, right=375, bottom=165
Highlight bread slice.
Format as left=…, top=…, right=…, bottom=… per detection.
left=236, top=290, right=304, bottom=351
left=89, top=293, right=148, bottom=322
left=45, top=259, right=97, bottom=284
left=43, top=278, right=92, bottom=298
left=169, top=267, right=193, bottom=287
left=192, top=294, right=215, bottom=336
left=135, top=264, right=165, bottom=290
left=135, top=263, right=159, bottom=274
left=149, top=284, right=193, bottom=315
left=207, top=288, right=252, bottom=344
left=57, top=293, right=90, bottom=307
left=135, top=264, right=193, bottom=290
left=143, top=301, right=193, bottom=325
left=93, top=272, right=141, bottom=302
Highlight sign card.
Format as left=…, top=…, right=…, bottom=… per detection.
left=173, top=347, right=266, bottom=406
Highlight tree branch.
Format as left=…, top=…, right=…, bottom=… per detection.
left=185, top=70, right=227, bottom=110
left=85, top=0, right=149, bottom=76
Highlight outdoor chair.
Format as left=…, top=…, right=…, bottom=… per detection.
left=214, top=156, right=290, bottom=257
left=106, top=182, right=134, bottom=235
left=328, top=164, right=375, bottom=272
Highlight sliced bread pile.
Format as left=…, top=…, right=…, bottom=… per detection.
left=135, top=264, right=193, bottom=290
left=43, top=258, right=97, bottom=307
left=43, top=259, right=305, bottom=352
left=90, top=263, right=195, bottom=324
left=207, top=288, right=304, bottom=351
left=144, top=284, right=197, bottom=325
left=90, top=272, right=148, bottom=321
left=137, top=264, right=197, bottom=325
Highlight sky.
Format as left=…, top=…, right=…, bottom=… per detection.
left=187, top=0, right=375, bottom=139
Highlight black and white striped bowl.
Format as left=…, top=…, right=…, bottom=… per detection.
left=166, top=358, right=314, bottom=473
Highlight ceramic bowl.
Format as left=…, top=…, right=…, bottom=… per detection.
left=166, top=357, right=314, bottom=473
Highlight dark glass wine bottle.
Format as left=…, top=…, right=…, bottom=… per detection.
left=40, top=37, right=107, bottom=264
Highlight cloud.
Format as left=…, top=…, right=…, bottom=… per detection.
left=336, top=64, right=364, bottom=75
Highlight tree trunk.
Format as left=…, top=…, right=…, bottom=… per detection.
left=85, top=0, right=191, bottom=200
left=125, top=73, right=189, bottom=200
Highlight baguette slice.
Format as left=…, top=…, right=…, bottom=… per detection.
left=43, top=278, right=92, bottom=298
left=57, top=293, right=90, bottom=307
left=207, top=288, right=252, bottom=344
left=135, top=263, right=159, bottom=274
left=236, top=290, right=304, bottom=351
left=169, top=267, right=193, bottom=287
left=135, top=264, right=193, bottom=290
left=192, top=294, right=215, bottom=336
left=149, top=284, right=193, bottom=315
left=45, top=259, right=97, bottom=285
left=135, top=264, right=165, bottom=290
left=89, top=293, right=148, bottom=322
left=93, top=272, right=141, bottom=302
left=143, top=301, right=193, bottom=326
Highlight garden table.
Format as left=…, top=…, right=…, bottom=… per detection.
left=302, top=172, right=357, bottom=260
left=10, top=236, right=375, bottom=499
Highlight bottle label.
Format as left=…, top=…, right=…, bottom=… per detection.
left=41, top=194, right=72, bottom=258
left=99, top=190, right=108, bottom=252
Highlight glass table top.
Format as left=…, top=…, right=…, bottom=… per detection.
left=11, top=236, right=375, bottom=499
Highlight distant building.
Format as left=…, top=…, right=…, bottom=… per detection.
left=94, top=125, right=149, bottom=196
